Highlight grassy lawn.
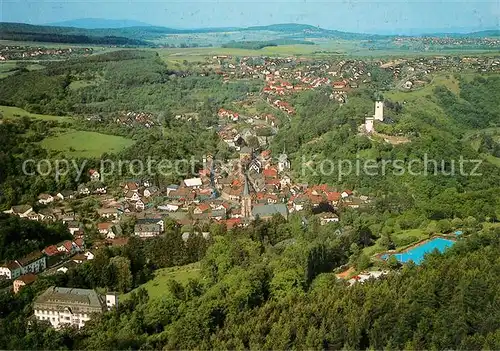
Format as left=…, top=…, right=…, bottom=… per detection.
left=122, top=263, right=201, bottom=300
left=0, top=105, right=73, bottom=122
left=364, top=228, right=429, bottom=257
left=40, top=130, right=135, bottom=157
left=69, top=79, right=101, bottom=90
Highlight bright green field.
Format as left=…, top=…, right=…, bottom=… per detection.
left=123, top=263, right=201, bottom=300
left=40, top=130, right=135, bottom=157
left=0, top=105, right=73, bottom=122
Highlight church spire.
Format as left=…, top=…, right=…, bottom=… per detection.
left=241, top=174, right=253, bottom=219
left=243, top=175, right=250, bottom=197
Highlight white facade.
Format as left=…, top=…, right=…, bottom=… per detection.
left=34, top=307, right=92, bottom=329
left=34, top=287, right=115, bottom=329
left=365, top=117, right=374, bottom=133
left=0, top=254, right=46, bottom=280
left=374, top=101, right=384, bottom=121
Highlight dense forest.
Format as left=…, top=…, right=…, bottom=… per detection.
left=1, top=221, right=499, bottom=349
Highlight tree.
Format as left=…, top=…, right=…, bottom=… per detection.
left=108, top=256, right=132, bottom=293
left=356, top=253, right=371, bottom=271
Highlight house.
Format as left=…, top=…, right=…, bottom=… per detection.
left=94, top=186, right=107, bottom=195
left=333, top=81, right=347, bottom=89
left=341, top=190, right=352, bottom=199
left=136, top=218, right=164, bottom=232
left=143, top=186, right=159, bottom=198
left=3, top=205, right=33, bottom=218
left=97, top=208, right=119, bottom=220
left=77, top=185, right=90, bottom=196
left=210, top=209, right=226, bottom=221
left=67, top=221, right=83, bottom=236
left=319, top=213, right=340, bottom=225
left=97, top=222, right=114, bottom=236
left=0, top=251, right=47, bottom=279
left=43, top=244, right=59, bottom=256
left=89, top=169, right=100, bottom=182
left=166, top=184, right=179, bottom=196
left=13, top=273, right=37, bottom=294
left=157, top=203, right=179, bottom=212
left=183, top=178, right=203, bottom=188
left=56, top=240, right=80, bottom=256
left=72, top=253, right=90, bottom=264
left=56, top=190, right=75, bottom=201
left=0, top=262, right=22, bottom=280
left=33, top=286, right=117, bottom=329
left=135, top=199, right=146, bottom=211
left=194, top=203, right=211, bottom=215
left=38, top=194, right=54, bottom=205
left=248, top=159, right=262, bottom=173
left=134, top=224, right=161, bottom=238
left=125, top=191, right=141, bottom=202
left=124, top=182, right=139, bottom=192
left=38, top=208, right=56, bottom=222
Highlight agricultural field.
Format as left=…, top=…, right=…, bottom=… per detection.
left=122, top=263, right=201, bottom=300
left=40, top=130, right=135, bottom=157
left=0, top=105, right=72, bottom=122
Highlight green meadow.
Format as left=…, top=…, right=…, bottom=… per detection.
left=0, top=105, right=72, bottom=122
left=40, top=130, right=135, bottom=157
left=122, top=263, right=201, bottom=300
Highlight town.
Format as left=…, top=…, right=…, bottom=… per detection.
left=0, top=8, right=499, bottom=348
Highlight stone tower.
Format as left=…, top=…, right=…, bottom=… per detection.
left=241, top=176, right=253, bottom=219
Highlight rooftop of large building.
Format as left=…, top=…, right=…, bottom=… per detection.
left=34, top=286, right=104, bottom=310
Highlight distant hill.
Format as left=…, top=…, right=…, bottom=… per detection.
left=0, top=21, right=497, bottom=47
left=47, top=18, right=153, bottom=29
left=466, top=30, right=500, bottom=38
left=0, top=22, right=151, bottom=46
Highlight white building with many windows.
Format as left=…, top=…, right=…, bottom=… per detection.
left=0, top=251, right=46, bottom=280
left=33, top=287, right=118, bottom=329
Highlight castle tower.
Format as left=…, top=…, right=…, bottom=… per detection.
left=374, top=101, right=384, bottom=121
left=241, top=176, right=253, bottom=219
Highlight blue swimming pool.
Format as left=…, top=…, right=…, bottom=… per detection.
left=382, top=237, right=455, bottom=264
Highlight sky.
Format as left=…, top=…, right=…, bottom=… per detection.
left=1, top=0, right=499, bottom=34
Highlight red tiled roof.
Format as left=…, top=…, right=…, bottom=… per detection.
left=74, top=238, right=84, bottom=249
left=97, top=222, right=113, bottom=230
left=225, top=218, right=242, bottom=229
left=62, top=240, right=73, bottom=252
left=15, top=273, right=37, bottom=284
left=198, top=203, right=211, bottom=212
left=263, top=168, right=278, bottom=178
left=327, top=192, right=342, bottom=202
left=43, top=245, right=59, bottom=256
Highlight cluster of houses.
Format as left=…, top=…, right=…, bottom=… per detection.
left=0, top=236, right=92, bottom=293
left=393, top=36, right=500, bottom=49
left=115, top=111, right=157, bottom=128
left=0, top=45, right=92, bottom=61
